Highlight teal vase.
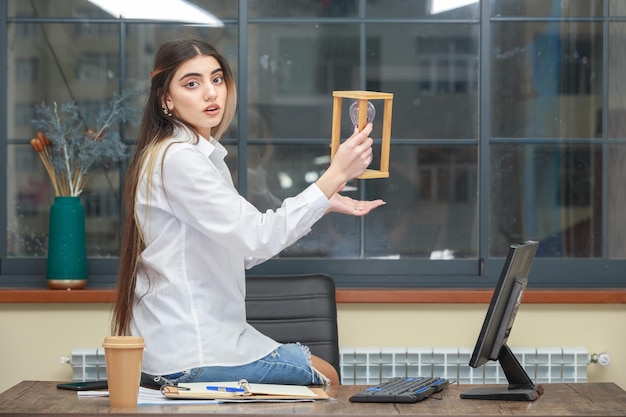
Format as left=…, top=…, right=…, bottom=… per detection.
left=46, top=196, right=88, bottom=289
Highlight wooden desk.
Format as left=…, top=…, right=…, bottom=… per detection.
left=1, top=381, right=625, bottom=416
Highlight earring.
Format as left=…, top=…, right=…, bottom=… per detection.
left=162, top=103, right=172, bottom=117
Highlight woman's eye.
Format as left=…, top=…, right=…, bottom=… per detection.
left=213, top=76, right=223, bottom=85
left=186, top=81, right=199, bottom=88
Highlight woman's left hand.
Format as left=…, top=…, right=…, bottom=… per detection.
left=327, top=192, right=386, bottom=216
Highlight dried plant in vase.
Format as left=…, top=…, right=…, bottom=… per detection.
left=30, top=91, right=137, bottom=196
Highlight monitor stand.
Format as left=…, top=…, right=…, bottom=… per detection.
left=461, top=344, right=544, bottom=401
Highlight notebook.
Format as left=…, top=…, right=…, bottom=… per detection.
left=160, top=380, right=329, bottom=401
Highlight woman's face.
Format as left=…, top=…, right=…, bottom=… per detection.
left=164, top=55, right=228, bottom=139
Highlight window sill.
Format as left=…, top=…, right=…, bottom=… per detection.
left=0, top=289, right=625, bottom=304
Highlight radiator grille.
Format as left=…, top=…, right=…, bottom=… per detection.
left=65, top=346, right=590, bottom=384
left=340, top=346, right=590, bottom=385
left=67, top=348, right=106, bottom=381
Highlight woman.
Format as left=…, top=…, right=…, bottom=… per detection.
left=112, top=39, right=384, bottom=387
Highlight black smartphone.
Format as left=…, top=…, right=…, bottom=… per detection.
left=56, top=380, right=108, bottom=391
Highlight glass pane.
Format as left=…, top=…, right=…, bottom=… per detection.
left=244, top=143, right=355, bottom=257
left=490, top=144, right=602, bottom=258
left=608, top=145, right=626, bottom=258
left=191, top=1, right=238, bottom=19
left=249, top=0, right=358, bottom=18
left=7, top=22, right=126, bottom=258
left=491, top=0, right=603, bottom=17
left=8, top=144, right=53, bottom=257
left=80, top=170, right=122, bottom=256
left=8, top=0, right=235, bottom=21
left=8, top=0, right=112, bottom=18
left=286, top=212, right=363, bottom=258
left=611, top=0, right=626, bottom=16
left=368, top=0, right=478, bottom=19
left=248, top=23, right=360, bottom=140
left=8, top=145, right=121, bottom=257
left=248, top=143, right=477, bottom=259
left=366, top=23, right=478, bottom=139
left=246, top=144, right=324, bottom=207
left=365, top=145, right=478, bottom=259
left=491, top=22, right=603, bottom=138
left=7, top=22, right=120, bottom=109
left=124, top=23, right=239, bottom=141
left=608, top=23, right=626, bottom=138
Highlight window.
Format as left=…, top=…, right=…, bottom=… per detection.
left=15, top=57, right=38, bottom=82
left=76, top=53, right=119, bottom=81
left=2, top=0, right=625, bottom=289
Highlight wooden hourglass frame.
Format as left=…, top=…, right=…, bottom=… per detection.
left=331, top=90, right=393, bottom=179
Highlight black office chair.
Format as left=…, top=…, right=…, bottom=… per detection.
left=245, top=273, right=341, bottom=380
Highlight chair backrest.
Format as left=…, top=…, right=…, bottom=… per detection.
left=245, top=274, right=340, bottom=379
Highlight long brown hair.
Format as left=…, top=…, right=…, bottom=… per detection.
left=112, top=39, right=237, bottom=336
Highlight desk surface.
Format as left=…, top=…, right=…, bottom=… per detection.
left=1, top=381, right=625, bottom=417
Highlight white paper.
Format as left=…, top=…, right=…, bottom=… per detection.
left=77, top=387, right=221, bottom=405
left=138, top=387, right=221, bottom=405
left=77, top=385, right=315, bottom=405
left=178, top=381, right=318, bottom=397
left=77, top=390, right=109, bottom=398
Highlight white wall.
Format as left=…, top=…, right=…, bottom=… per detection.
left=1, top=302, right=624, bottom=394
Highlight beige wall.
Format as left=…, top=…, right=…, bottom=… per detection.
left=0, top=302, right=624, bottom=394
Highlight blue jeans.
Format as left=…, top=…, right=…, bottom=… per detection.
left=142, top=343, right=328, bottom=388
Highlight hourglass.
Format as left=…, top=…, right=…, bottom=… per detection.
left=349, top=100, right=376, bottom=128
left=331, top=90, right=394, bottom=179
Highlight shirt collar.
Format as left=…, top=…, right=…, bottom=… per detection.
left=172, top=126, right=228, bottom=161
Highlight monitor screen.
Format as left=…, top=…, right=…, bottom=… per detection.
left=461, top=240, right=544, bottom=401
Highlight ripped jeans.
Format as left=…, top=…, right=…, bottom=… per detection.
left=142, top=343, right=329, bottom=388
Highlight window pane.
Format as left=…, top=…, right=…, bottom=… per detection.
left=7, top=22, right=120, bottom=111
left=365, top=145, right=478, bottom=259
left=246, top=144, right=323, bottom=207
left=366, top=23, right=478, bottom=139
left=608, top=23, right=626, bottom=138
left=490, top=144, right=602, bottom=258
left=608, top=145, right=626, bottom=259
left=123, top=23, right=239, bottom=142
left=491, top=22, right=603, bottom=139
left=368, top=0, right=478, bottom=19
left=246, top=144, right=357, bottom=257
left=248, top=0, right=358, bottom=18
left=7, top=145, right=121, bottom=257
left=8, top=144, right=51, bottom=257
left=611, top=0, right=626, bottom=16
left=248, top=23, right=359, bottom=140
left=8, top=0, right=236, bottom=20
left=8, top=0, right=111, bottom=18
left=491, top=0, right=603, bottom=17
left=190, top=1, right=238, bottom=19
left=7, top=22, right=124, bottom=258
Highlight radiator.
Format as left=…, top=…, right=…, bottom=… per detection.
left=64, top=346, right=597, bottom=384
left=65, top=348, right=107, bottom=382
left=340, top=346, right=592, bottom=385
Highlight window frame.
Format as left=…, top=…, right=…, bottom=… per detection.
left=2, top=1, right=626, bottom=291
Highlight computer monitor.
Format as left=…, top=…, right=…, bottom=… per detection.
left=460, top=240, right=544, bottom=401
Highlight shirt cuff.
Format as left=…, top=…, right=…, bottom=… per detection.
left=307, top=183, right=332, bottom=213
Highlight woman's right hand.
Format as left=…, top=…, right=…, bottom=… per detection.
left=316, top=123, right=374, bottom=199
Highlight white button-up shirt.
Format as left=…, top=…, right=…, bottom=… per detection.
left=130, top=127, right=331, bottom=375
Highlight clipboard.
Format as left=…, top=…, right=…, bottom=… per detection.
left=161, top=379, right=330, bottom=401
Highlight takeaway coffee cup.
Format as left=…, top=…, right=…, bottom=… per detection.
left=103, top=336, right=145, bottom=408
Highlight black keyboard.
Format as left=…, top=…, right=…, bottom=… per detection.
left=349, top=376, right=449, bottom=403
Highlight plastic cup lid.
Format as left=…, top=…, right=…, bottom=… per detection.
left=103, top=336, right=145, bottom=348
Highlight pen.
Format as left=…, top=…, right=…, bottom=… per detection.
left=206, top=386, right=246, bottom=393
